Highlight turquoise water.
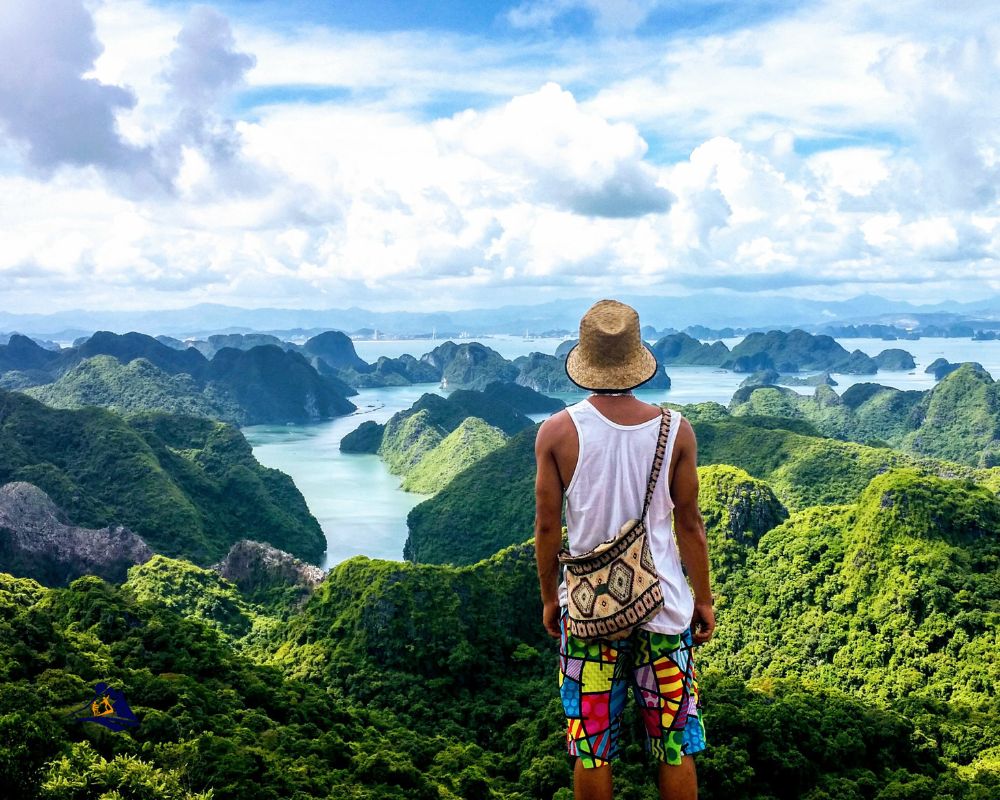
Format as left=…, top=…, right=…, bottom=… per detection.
left=245, top=337, right=1000, bottom=569
left=243, top=385, right=444, bottom=569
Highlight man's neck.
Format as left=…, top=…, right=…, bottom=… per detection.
left=585, top=393, right=661, bottom=424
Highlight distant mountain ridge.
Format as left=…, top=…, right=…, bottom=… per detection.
left=4, top=290, right=1000, bottom=338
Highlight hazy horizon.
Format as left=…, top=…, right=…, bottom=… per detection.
left=2, top=1, right=999, bottom=314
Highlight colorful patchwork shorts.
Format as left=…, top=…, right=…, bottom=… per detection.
left=558, top=606, right=707, bottom=768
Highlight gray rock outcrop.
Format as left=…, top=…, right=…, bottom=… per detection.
left=0, top=482, right=152, bottom=585
left=213, top=539, right=324, bottom=604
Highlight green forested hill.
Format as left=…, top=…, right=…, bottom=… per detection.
left=0, top=570, right=463, bottom=800
left=0, top=389, right=324, bottom=565
left=342, top=386, right=541, bottom=494
left=404, top=423, right=539, bottom=562
left=401, top=417, right=508, bottom=494
left=24, top=356, right=239, bottom=420
left=650, top=331, right=732, bottom=365
left=420, top=340, right=520, bottom=389
left=3, top=365, right=999, bottom=798
left=700, top=466, right=1000, bottom=783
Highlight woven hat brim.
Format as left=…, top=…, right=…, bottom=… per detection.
left=564, top=343, right=659, bottom=391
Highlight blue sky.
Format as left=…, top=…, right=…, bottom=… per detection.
left=156, top=0, right=804, bottom=39
left=0, top=0, right=997, bottom=312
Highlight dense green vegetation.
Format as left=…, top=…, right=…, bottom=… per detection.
left=0, top=570, right=474, bottom=800
left=378, top=391, right=530, bottom=478
left=699, top=467, right=1000, bottom=792
left=3, top=331, right=998, bottom=799
left=405, top=424, right=539, bottom=563
left=696, top=465, right=789, bottom=584
left=720, top=329, right=901, bottom=373
left=873, top=348, right=917, bottom=369
left=0, top=389, right=324, bottom=565
left=649, top=332, right=732, bottom=365
left=204, top=344, right=356, bottom=424
left=422, top=341, right=520, bottom=389
left=730, top=363, right=1000, bottom=467
left=481, top=380, right=565, bottom=414
left=512, top=352, right=580, bottom=392
left=299, top=330, right=369, bottom=372
left=338, top=420, right=385, bottom=453
left=722, top=330, right=829, bottom=372
left=2, top=457, right=996, bottom=798
left=336, top=354, right=441, bottom=388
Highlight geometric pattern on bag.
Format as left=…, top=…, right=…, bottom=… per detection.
left=559, top=408, right=672, bottom=642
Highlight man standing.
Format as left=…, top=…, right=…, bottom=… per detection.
left=534, top=299, right=715, bottom=800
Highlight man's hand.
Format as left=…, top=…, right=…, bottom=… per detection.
left=543, top=599, right=561, bottom=639
left=691, top=600, right=715, bottom=645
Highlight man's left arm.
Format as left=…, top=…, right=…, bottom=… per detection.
left=670, top=417, right=715, bottom=644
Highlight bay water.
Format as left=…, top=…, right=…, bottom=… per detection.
left=244, top=336, right=1000, bottom=569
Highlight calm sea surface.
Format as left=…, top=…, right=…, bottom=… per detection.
left=244, top=336, right=1000, bottom=568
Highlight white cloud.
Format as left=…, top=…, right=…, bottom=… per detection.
left=0, top=0, right=148, bottom=172
left=1, top=0, right=998, bottom=313
left=585, top=18, right=903, bottom=150
left=435, top=82, right=672, bottom=217
left=807, top=147, right=891, bottom=199
left=876, top=29, right=1000, bottom=211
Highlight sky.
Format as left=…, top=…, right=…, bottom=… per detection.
left=0, top=0, right=998, bottom=313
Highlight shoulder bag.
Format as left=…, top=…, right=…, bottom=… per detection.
left=558, top=408, right=671, bottom=641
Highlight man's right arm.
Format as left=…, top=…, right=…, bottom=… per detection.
left=534, top=415, right=567, bottom=639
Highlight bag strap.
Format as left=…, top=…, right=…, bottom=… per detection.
left=640, top=409, right=672, bottom=521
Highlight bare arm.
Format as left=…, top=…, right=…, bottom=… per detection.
left=670, top=416, right=716, bottom=644
left=534, top=415, right=567, bottom=638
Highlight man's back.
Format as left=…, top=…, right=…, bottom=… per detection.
left=552, top=396, right=693, bottom=634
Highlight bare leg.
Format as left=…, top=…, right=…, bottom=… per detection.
left=658, top=755, right=697, bottom=800
left=573, top=759, right=613, bottom=800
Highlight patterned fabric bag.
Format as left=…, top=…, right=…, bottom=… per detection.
left=558, top=408, right=671, bottom=642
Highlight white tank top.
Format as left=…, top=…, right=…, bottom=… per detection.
left=557, top=398, right=694, bottom=634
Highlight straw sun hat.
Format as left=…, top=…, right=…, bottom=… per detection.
left=564, top=299, right=658, bottom=391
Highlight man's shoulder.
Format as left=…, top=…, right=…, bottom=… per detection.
left=536, top=408, right=575, bottom=446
